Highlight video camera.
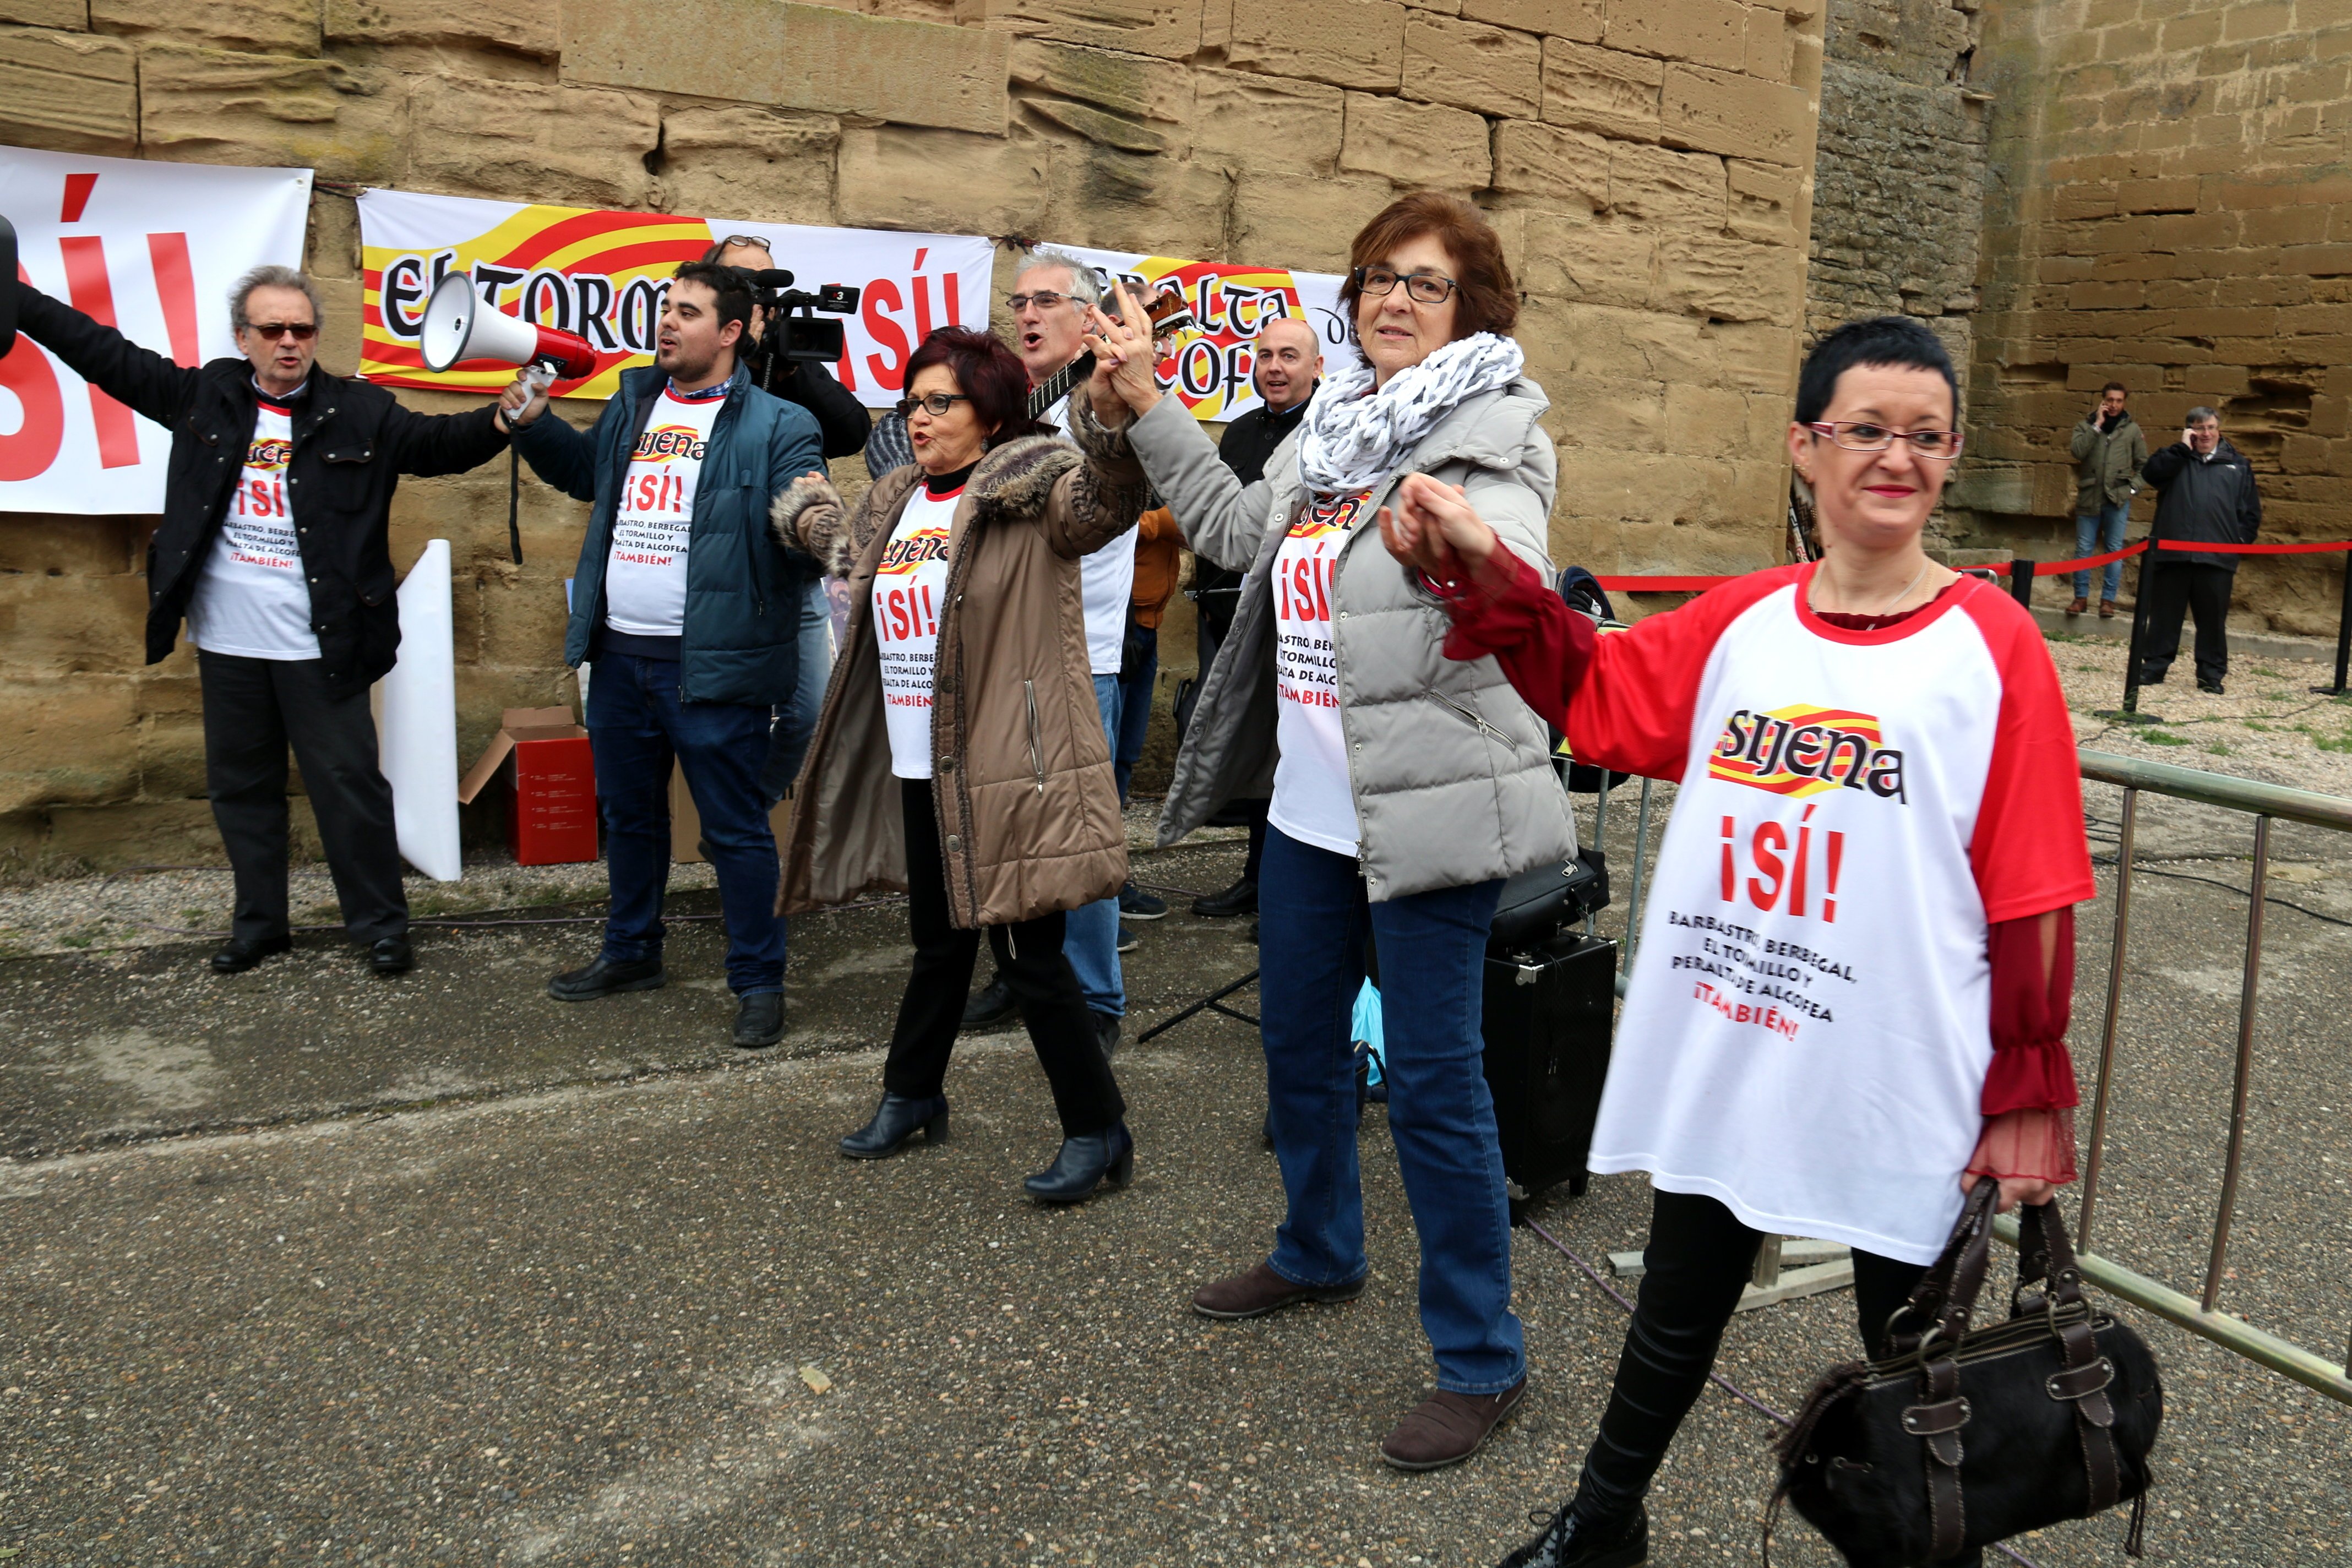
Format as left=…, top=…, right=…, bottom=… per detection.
left=740, top=266, right=859, bottom=366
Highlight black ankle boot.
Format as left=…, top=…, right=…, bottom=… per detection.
left=1021, top=1123, right=1134, bottom=1202
left=1495, top=1502, right=1647, bottom=1568
left=838, top=1092, right=949, bottom=1160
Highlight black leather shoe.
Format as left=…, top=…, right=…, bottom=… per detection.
left=961, top=973, right=1016, bottom=1031
left=210, top=934, right=291, bottom=974
left=1119, top=880, right=1168, bottom=919
left=367, top=936, right=413, bottom=975
left=733, top=991, right=785, bottom=1048
left=2199, top=679, right=2225, bottom=695
left=839, top=1092, right=950, bottom=1159
left=1092, top=1010, right=1120, bottom=1059
left=1192, top=877, right=1258, bottom=918
left=547, top=955, right=666, bottom=1001
left=1495, top=1503, right=1648, bottom=1568
left=1023, top=1123, right=1134, bottom=1203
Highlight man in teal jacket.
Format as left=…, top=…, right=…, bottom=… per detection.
left=499, top=260, right=823, bottom=1048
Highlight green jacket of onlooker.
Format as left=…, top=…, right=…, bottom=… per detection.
left=2070, top=411, right=2148, bottom=513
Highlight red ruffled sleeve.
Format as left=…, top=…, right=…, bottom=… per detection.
left=1967, top=908, right=2081, bottom=1184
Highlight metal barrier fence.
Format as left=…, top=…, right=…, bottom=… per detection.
left=1586, top=750, right=2352, bottom=1407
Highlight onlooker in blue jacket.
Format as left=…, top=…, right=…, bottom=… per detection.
left=2138, top=406, right=2260, bottom=695
left=498, top=261, right=824, bottom=1047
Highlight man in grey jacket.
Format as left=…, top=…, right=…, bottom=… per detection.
left=2067, top=381, right=2146, bottom=617
left=2138, top=406, right=2260, bottom=695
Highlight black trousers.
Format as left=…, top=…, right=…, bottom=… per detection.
left=2138, top=562, right=2233, bottom=686
left=883, top=778, right=1125, bottom=1137
left=198, top=651, right=406, bottom=945
left=1572, top=1189, right=1930, bottom=1526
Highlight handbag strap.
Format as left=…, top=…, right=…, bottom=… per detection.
left=1885, top=1178, right=2001, bottom=1354
left=2017, top=1200, right=2126, bottom=1515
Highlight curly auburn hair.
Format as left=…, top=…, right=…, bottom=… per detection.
left=1337, top=190, right=1519, bottom=345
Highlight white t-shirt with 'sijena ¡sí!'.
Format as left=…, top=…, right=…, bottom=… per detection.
left=604, top=385, right=725, bottom=639
left=183, top=396, right=321, bottom=660
left=873, top=484, right=960, bottom=779
left=1266, top=489, right=1373, bottom=857
left=1573, top=568, right=2095, bottom=1265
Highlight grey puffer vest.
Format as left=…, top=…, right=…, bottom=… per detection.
left=1129, top=377, right=1578, bottom=901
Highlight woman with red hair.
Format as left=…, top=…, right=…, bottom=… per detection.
left=770, top=327, right=1148, bottom=1204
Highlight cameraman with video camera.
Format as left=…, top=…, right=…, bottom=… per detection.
left=706, top=237, right=866, bottom=800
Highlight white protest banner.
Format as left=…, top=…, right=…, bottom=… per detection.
left=1, top=146, right=313, bottom=515
left=1054, top=246, right=1359, bottom=423
left=356, top=189, right=992, bottom=407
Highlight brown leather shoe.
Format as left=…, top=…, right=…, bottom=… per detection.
left=2066, top=596, right=2088, bottom=615
left=1190, top=1260, right=1365, bottom=1320
left=2099, top=598, right=2119, bottom=618
left=1379, top=1376, right=1528, bottom=1471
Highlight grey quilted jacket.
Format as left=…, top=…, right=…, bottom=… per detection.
left=1129, top=377, right=1578, bottom=901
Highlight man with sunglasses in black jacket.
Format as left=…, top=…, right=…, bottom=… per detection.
left=7, top=263, right=509, bottom=978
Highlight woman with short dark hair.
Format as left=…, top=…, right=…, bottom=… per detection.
left=1385, top=315, right=2089, bottom=1568
left=771, top=326, right=1147, bottom=1204
left=1085, top=190, right=1576, bottom=1470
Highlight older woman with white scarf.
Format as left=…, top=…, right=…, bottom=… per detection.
left=1085, top=190, right=1575, bottom=1471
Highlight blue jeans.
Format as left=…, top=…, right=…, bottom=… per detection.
left=2074, top=502, right=2130, bottom=602
left=587, top=649, right=786, bottom=995
left=761, top=576, right=833, bottom=804
left=1063, top=673, right=1125, bottom=1019
left=1260, top=825, right=1523, bottom=1393
left=1113, top=620, right=1156, bottom=805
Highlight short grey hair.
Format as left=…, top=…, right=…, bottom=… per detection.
left=2185, top=405, right=2219, bottom=425
left=229, top=264, right=324, bottom=333
left=1010, top=246, right=1102, bottom=307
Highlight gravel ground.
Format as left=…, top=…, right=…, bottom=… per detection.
left=2052, top=634, right=2352, bottom=790
left=1, top=635, right=2346, bottom=1565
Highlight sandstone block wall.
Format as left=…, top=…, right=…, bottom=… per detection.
left=1958, top=0, right=2352, bottom=632
left=1, top=0, right=1826, bottom=865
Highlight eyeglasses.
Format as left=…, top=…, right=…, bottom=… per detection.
left=1005, top=291, right=1077, bottom=312
left=895, top=393, right=971, bottom=418
left=246, top=322, right=317, bottom=341
left=1352, top=266, right=1458, bottom=304
left=1803, top=421, right=1964, bottom=461
left=717, top=235, right=771, bottom=252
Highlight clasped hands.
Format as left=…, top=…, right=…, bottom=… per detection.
left=1377, top=472, right=1505, bottom=589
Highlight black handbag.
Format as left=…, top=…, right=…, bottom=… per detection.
left=1769, top=1180, right=2162, bottom=1566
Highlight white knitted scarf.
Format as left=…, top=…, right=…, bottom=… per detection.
left=1295, top=331, right=1525, bottom=497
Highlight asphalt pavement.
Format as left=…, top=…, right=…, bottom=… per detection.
left=2, top=821, right=2348, bottom=1566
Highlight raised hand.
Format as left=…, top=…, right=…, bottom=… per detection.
left=1080, top=280, right=1162, bottom=421
left=1395, top=473, right=1499, bottom=573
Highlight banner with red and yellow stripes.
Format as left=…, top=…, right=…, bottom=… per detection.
left=356, top=188, right=992, bottom=406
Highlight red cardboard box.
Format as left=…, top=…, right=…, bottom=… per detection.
left=459, top=707, right=600, bottom=865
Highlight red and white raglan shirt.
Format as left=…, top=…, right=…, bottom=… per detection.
left=1268, top=488, right=1374, bottom=854
left=1441, top=558, right=2094, bottom=1264
left=603, top=383, right=726, bottom=643
left=183, top=394, right=322, bottom=660
left=873, top=481, right=961, bottom=778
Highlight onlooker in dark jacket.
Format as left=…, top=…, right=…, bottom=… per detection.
left=11, top=265, right=509, bottom=978
left=2138, top=406, right=2260, bottom=694
left=2066, top=381, right=2146, bottom=617
left=498, top=261, right=824, bottom=1048
left=1187, top=316, right=1319, bottom=921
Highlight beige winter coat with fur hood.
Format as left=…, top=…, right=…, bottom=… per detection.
left=769, top=404, right=1148, bottom=928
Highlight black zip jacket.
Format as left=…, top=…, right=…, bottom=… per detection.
left=2142, top=435, right=2261, bottom=571
left=16, top=286, right=509, bottom=692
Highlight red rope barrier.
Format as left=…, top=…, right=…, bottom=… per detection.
left=2153, top=538, right=2352, bottom=555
